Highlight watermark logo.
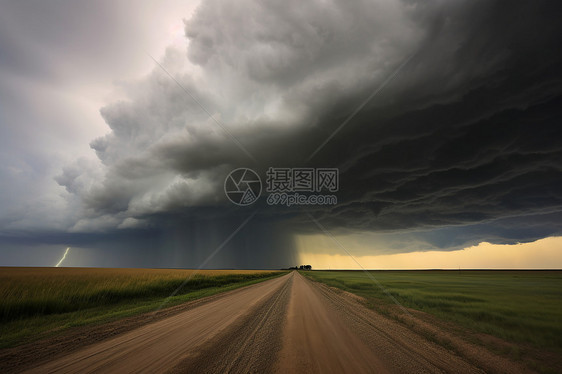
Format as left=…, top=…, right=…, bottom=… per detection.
left=225, top=167, right=338, bottom=207
left=266, top=167, right=338, bottom=193
left=265, top=167, right=338, bottom=206
left=224, top=168, right=262, bottom=206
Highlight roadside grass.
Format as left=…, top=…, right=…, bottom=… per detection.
left=302, top=270, right=562, bottom=350
left=0, top=267, right=285, bottom=348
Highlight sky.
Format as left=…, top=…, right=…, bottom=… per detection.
left=0, top=0, right=561, bottom=269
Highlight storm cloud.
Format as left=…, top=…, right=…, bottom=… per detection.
left=2, top=0, right=562, bottom=266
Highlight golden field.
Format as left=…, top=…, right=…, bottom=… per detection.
left=0, top=267, right=283, bottom=347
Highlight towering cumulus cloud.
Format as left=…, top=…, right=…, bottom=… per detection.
left=53, top=0, right=562, bottom=265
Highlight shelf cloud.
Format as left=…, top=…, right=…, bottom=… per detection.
left=1, top=0, right=561, bottom=266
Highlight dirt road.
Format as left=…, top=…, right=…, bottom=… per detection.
left=19, top=271, right=527, bottom=373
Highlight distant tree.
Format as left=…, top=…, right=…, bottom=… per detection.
left=304, top=265, right=312, bottom=270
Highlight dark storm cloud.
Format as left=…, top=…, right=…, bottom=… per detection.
left=291, top=0, right=562, bottom=250
left=312, top=96, right=562, bottom=232
left=52, top=0, right=562, bottom=259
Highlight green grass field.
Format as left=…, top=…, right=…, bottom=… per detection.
left=303, top=270, right=562, bottom=350
left=0, top=267, right=284, bottom=348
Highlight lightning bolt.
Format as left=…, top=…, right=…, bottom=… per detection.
left=55, top=247, right=71, bottom=267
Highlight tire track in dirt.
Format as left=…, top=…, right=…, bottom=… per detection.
left=171, top=273, right=292, bottom=373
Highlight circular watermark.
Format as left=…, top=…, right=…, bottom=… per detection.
left=224, top=168, right=262, bottom=206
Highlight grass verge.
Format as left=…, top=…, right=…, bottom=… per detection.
left=302, top=270, right=562, bottom=350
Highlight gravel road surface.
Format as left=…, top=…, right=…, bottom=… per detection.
left=19, top=271, right=528, bottom=373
